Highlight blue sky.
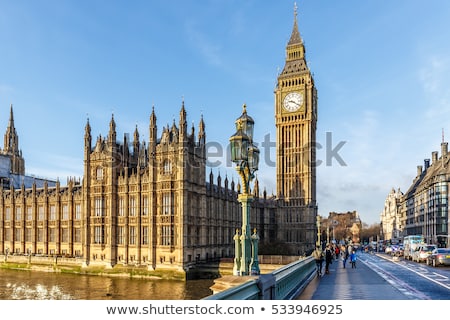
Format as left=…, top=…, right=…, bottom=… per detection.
left=1, top=1, right=450, bottom=225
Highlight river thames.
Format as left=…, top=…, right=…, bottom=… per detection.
left=0, top=269, right=215, bottom=300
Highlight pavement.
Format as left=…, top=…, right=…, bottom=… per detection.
left=296, top=252, right=411, bottom=300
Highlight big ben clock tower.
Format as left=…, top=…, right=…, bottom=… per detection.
left=275, top=4, right=318, bottom=252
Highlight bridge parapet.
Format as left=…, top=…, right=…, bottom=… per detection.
left=204, top=256, right=315, bottom=300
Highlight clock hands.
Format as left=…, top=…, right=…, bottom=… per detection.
left=288, top=100, right=300, bottom=106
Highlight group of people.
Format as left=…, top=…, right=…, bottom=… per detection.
left=312, top=243, right=357, bottom=276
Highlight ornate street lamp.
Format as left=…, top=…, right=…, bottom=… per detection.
left=229, top=104, right=260, bottom=276
left=316, top=215, right=321, bottom=247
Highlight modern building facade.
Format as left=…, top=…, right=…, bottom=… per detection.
left=0, top=8, right=318, bottom=272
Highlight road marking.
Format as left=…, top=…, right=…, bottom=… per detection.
left=359, top=257, right=431, bottom=300
left=372, top=254, right=450, bottom=291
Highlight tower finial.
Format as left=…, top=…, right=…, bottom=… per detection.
left=294, top=2, right=298, bottom=21
left=442, top=128, right=445, bottom=143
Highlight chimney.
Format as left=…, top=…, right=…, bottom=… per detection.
left=424, top=159, right=430, bottom=169
left=441, top=142, right=448, bottom=159
left=417, top=165, right=423, bottom=176
left=432, top=151, right=438, bottom=164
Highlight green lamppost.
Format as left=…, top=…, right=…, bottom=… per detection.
left=229, top=104, right=260, bottom=276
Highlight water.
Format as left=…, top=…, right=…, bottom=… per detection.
left=0, top=269, right=214, bottom=300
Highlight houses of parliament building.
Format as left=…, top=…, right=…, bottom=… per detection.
left=0, top=8, right=318, bottom=274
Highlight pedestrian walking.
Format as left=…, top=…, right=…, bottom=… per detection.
left=350, top=250, right=357, bottom=268
left=312, top=245, right=324, bottom=276
left=324, top=244, right=333, bottom=274
left=342, top=245, right=349, bottom=268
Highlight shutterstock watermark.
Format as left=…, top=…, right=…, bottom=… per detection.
left=206, top=132, right=347, bottom=168
left=104, top=131, right=346, bottom=170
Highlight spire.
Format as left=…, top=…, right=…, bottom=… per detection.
left=9, top=103, right=14, bottom=128
left=85, top=117, right=91, bottom=137
left=179, top=98, right=187, bottom=134
left=253, top=175, right=260, bottom=197
left=108, top=113, right=117, bottom=144
left=150, top=105, right=157, bottom=128
left=84, top=117, right=92, bottom=149
left=198, top=114, right=205, bottom=144
left=4, top=103, right=19, bottom=154
left=209, top=168, right=214, bottom=185
left=133, top=124, right=140, bottom=157
left=280, top=2, right=309, bottom=75
left=288, top=2, right=303, bottom=46
left=134, top=124, right=139, bottom=143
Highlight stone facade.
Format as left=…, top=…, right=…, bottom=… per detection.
left=274, top=7, right=318, bottom=253
left=0, top=9, right=319, bottom=273
left=398, top=142, right=450, bottom=247
left=380, top=188, right=403, bottom=242
left=322, top=211, right=362, bottom=245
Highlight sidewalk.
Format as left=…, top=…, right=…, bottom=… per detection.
left=296, top=253, right=410, bottom=300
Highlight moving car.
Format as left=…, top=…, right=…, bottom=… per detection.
left=426, top=248, right=450, bottom=267
left=412, top=244, right=436, bottom=263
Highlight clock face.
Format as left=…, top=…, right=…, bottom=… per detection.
left=283, top=92, right=304, bottom=112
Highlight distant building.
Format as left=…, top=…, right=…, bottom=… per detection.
left=322, top=211, right=362, bottom=245
left=380, top=188, right=403, bottom=242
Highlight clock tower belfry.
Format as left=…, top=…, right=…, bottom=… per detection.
left=275, top=4, right=318, bottom=251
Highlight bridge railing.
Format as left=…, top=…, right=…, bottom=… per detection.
left=203, top=256, right=316, bottom=300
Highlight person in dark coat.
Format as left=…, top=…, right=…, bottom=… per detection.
left=324, top=244, right=333, bottom=274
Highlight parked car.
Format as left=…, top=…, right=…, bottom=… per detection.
left=389, top=244, right=403, bottom=256
left=412, top=244, right=437, bottom=262
left=394, top=245, right=404, bottom=257
left=426, top=248, right=450, bottom=267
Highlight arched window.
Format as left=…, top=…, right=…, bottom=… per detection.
left=163, top=160, right=172, bottom=174
left=96, top=167, right=103, bottom=180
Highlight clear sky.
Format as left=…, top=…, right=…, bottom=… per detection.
left=1, top=0, right=450, bottom=225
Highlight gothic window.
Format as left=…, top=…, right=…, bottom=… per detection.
left=142, top=226, right=148, bottom=245
left=62, top=205, right=69, bottom=220
left=94, top=226, right=105, bottom=244
left=95, top=197, right=104, bottom=216
left=5, top=207, right=10, bottom=220
left=163, top=160, right=172, bottom=174
left=4, top=228, right=10, bottom=241
left=119, top=197, right=125, bottom=216
left=74, top=228, right=81, bottom=243
left=142, top=196, right=149, bottom=216
left=161, top=225, right=174, bottom=246
left=38, top=206, right=44, bottom=221
left=129, top=226, right=136, bottom=245
left=26, top=207, right=32, bottom=221
left=75, top=204, right=81, bottom=220
left=129, top=196, right=136, bottom=216
left=49, top=228, right=55, bottom=242
left=50, top=205, right=56, bottom=220
left=37, top=229, right=43, bottom=242
left=14, top=228, right=21, bottom=241
left=162, top=192, right=174, bottom=215
left=25, top=228, right=32, bottom=242
left=61, top=228, right=68, bottom=242
left=96, top=167, right=103, bottom=180
left=15, top=207, right=22, bottom=220
left=117, top=226, right=125, bottom=245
